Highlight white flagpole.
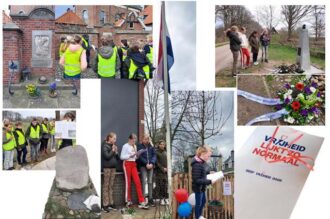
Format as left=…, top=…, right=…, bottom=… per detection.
left=161, top=1, right=172, bottom=210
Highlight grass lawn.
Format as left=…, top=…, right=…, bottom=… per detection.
left=268, top=34, right=325, bottom=70
left=215, top=69, right=236, bottom=87
left=216, top=41, right=229, bottom=47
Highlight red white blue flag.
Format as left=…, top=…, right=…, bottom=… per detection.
left=157, top=2, right=174, bottom=93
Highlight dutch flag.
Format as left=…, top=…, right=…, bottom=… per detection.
left=157, top=2, right=174, bottom=93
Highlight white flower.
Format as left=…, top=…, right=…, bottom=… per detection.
left=287, top=89, right=293, bottom=95
left=310, top=87, right=316, bottom=93
left=285, top=116, right=295, bottom=124
left=283, top=93, right=292, bottom=100
left=308, top=114, right=314, bottom=120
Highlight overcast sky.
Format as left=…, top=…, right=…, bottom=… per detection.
left=4, top=110, right=55, bottom=119
left=170, top=91, right=234, bottom=160
left=154, top=1, right=196, bottom=90
left=216, top=5, right=319, bottom=32
left=205, top=91, right=234, bottom=160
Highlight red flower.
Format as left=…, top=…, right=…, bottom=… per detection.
left=295, top=82, right=304, bottom=91
left=291, top=101, right=301, bottom=111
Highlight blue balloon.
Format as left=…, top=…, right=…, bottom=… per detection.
left=178, top=202, right=192, bottom=217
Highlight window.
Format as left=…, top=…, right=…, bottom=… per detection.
left=128, top=14, right=135, bottom=29
left=99, top=11, right=105, bottom=25
left=82, top=10, right=88, bottom=23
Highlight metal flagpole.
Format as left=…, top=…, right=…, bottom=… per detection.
left=161, top=1, right=173, bottom=211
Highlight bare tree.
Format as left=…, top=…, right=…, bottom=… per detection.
left=311, top=5, right=325, bottom=41
left=281, top=5, right=313, bottom=41
left=215, top=5, right=262, bottom=42
left=144, top=81, right=165, bottom=144
left=171, top=91, right=233, bottom=172
left=255, top=6, right=279, bottom=30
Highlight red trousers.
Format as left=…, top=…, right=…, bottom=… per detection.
left=123, top=161, right=145, bottom=203
left=240, top=48, right=250, bottom=67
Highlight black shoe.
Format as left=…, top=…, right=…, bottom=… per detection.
left=108, top=204, right=117, bottom=211
left=72, top=89, right=78, bottom=95
left=148, top=200, right=155, bottom=207
left=265, top=59, right=268, bottom=63
left=102, top=206, right=110, bottom=212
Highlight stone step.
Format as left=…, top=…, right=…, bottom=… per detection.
left=8, top=78, right=77, bottom=90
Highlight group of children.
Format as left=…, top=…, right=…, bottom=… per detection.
left=2, top=118, right=56, bottom=170
left=226, top=26, right=271, bottom=76
left=59, top=34, right=154, bottom=81
left=101, top=133, right=168, bottom=212
left=2, top=112, right=76, bottom=170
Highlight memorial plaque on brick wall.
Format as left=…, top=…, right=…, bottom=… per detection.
left=32, top=30, right=53, bottom=68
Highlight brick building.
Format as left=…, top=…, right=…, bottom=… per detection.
left=3, top=6, right=55, bottom=84
left=3, top=5, right=152, bottom=83
left=73, top=5, right=152, bottom=46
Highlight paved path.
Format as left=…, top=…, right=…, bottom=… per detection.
left=215, top=44, right=232, bottom=73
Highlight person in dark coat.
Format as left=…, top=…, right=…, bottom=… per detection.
left=155, top=140, right=168, bottom=204
left=102, top=132, right=119, bottom=212
left=137, top=134, right=157, bottom=206
left=225, top=26, right=242, bottom=76
left=191, top=145, right=213, bottom=219
left=122, top=42, right=154, bottom=80
left=260, top=29, right=271, bottom=63
left=249, top=31, right=260, bottom=65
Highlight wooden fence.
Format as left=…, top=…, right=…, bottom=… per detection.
left=172, top=173, right=234, bottom=219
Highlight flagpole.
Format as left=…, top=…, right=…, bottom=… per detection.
left=161, top=1, right=173, bottom=211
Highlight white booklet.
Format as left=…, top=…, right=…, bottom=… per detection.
left=207, top=171, right=224, bottom=182
left=236, top=126, right=324, bottom=219
left=55, top=121, right=76, bottom=139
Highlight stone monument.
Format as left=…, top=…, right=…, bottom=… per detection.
left=43, top=145, right=100, bottom=219
left=32, top=30, right=53, bottom=68
left=296, top=24, right=311, bottom=73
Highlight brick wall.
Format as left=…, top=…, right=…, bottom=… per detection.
left=10, top=5, right=55, bottom=16
left=3, top=30, right=22, bottom=84
left=102, top=172, right=140, bottom=206
left=8, top=18, right=56, bottom=80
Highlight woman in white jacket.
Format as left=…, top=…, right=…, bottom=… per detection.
left=238, top=27, right=250, bottom=69
left=120, top=133, right=149, bottom=209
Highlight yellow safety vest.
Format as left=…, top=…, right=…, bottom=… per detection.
left=64, top=47, right=83, bottom=76
left=59, top=43, right=65, bottom=58
left=146, top=46, right=153, bottom=64
left=121, top=47, right=128, bottom=61
left=128, top=59, right=150, bottom=79
left=98, top=47, right=117, bottom=78
left=16, top=130, right=26, bottom=146
left=82, top=37, right=88, bottom=48
left=30, top=126, right=40, bottom=139
left=49, top=125, right=55, bottom=135
left=3, top=132, right=16, bottom=151
left=42, top=124, right=49, bottom=134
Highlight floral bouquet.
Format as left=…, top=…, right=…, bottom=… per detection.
left=49, top=82, right=58, bottom=97
left=26, top=83, right=41, bottom=97
left=275, top=78, right=324, bottom=125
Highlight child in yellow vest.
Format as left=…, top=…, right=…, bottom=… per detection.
left=13, top=122, right=28, bottom=166
left=3, top=122, right=16, bottom=170
left=49, top=119, right=56, bottom=153
left=25, top=118, right=42, bottom=163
